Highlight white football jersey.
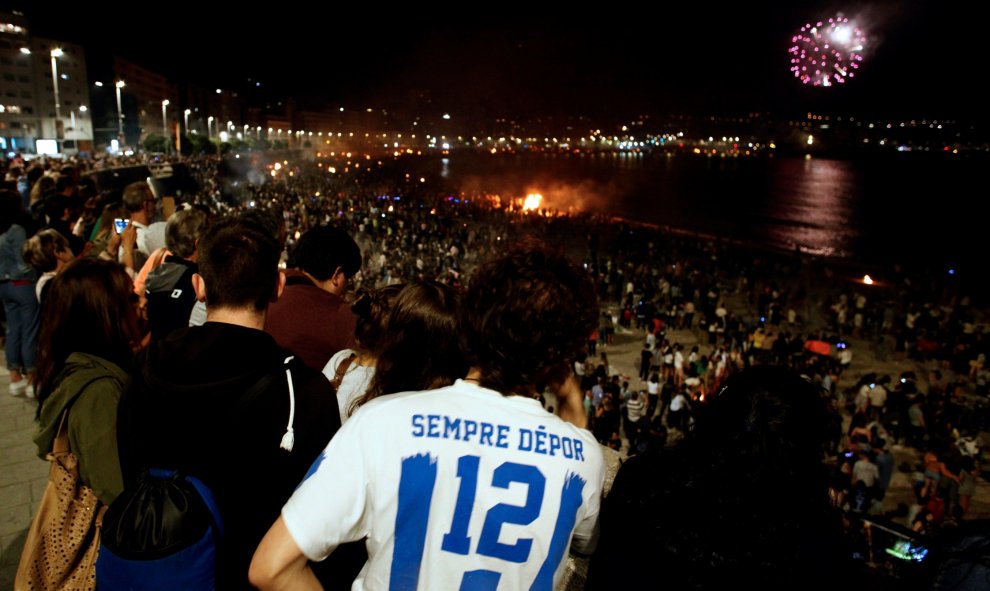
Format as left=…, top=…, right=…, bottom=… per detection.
left=282, top=379, right=605, bottom=590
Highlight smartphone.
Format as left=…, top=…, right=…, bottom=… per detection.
left=113, top=218, right=128, bottom=234
left=885, top=539, right=929, bottom=563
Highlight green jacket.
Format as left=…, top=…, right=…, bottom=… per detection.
left=34, top=352, right=128, bottom=505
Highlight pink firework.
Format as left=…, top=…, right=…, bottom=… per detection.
left=789, top=14, right=866, bottom=87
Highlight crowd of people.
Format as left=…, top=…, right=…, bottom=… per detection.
left=2, top=149, right=987, bottom=589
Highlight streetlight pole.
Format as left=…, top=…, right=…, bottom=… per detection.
left=184, top=109, right=191, bottom=134
left=207, top=116, right=214, bottom=140
left=161, top=99, right=170, bottom=152
left=50, top=48, right=63, bottom=151
left=115, top=80, right=126, bottom=148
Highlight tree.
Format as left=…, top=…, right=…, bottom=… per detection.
left=187, top=133, right=214, bottom=155
left=142, top=133, right=169, bottom=153
left=249, top=136, right=271, bottom=151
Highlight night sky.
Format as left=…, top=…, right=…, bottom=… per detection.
left=13, top=1, right=987, bottom=122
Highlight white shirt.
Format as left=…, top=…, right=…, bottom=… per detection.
left=282, top=380, right=605, bottom=591
left=670, top=393, right=689, bottom=412
left=322, top=348, right=376, bottom=424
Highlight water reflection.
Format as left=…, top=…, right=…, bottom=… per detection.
left=767, top=158, right=857, bottom=257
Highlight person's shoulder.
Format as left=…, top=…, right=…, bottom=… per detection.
left=358, top=385, right=453, bottom=415
left=323, top=348, right=357, bottom=375
left=287, top=355, right=333, bottom=390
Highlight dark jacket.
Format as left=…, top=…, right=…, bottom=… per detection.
left=264, top=270, right=356, bottom=371
left=144, top=254, right=198, bottom=342
left=118, top=322, right=340, bottom=590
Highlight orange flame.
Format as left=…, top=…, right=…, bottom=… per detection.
left=523, top=193, right=543, bottom=211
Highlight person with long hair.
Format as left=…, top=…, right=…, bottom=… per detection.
left=33, top=258, right=140, bottom=505
left=322, top=283, right=402, bottom=423
left=0, top=189, right=39, bottom=397
left=347, top=280, right=467, bottom=415
left=252, top=242, right=604, bottom=591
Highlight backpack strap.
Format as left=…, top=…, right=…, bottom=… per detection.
left=330, top=353, right=357, bottom=390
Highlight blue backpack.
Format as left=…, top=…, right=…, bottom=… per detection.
left=96, top=469, right=224, bottom=590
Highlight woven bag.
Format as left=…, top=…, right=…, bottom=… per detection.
left=14, top=410, right=106, bottom=591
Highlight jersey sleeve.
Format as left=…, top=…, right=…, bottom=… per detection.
left=281, top=413, right=371, bottom=561
left=569, top=440, right=606, bottom=555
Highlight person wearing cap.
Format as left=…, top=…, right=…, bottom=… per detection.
left=265, top=225, right=363, bottom=371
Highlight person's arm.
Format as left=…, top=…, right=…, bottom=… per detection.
left=250, top=517, right=322, bottom=591
left=119, top=224, right=138, bottom=277
left=940, top=463, right=961, bottom=483
left=68, top=378, right=124, bottom=504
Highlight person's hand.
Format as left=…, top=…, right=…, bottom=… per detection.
left=121, top=223, right=137, bottom=251
left=106, top=229, right=122, bottom=254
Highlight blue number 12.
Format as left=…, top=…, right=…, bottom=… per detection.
left=390, top=453, right=586, bottom=591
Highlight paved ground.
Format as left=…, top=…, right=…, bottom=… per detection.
left=0, top=365, right=48, bottom=588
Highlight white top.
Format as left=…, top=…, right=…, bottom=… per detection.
left=282, top=379, right=605, bottom=591
left=35, top=271, right=55, bottom=301
left=322, top=348, right=376, bottom=424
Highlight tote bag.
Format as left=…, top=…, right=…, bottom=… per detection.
left=14, top=410, right=106, bottom=591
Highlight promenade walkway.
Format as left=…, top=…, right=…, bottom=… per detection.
left=0, top=365, right=47, bottom=588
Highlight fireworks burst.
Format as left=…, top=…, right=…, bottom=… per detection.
left=789, top=14, right=866, bottom=87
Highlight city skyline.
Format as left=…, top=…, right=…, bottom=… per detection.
left=16, top=1, right=986, bottom=123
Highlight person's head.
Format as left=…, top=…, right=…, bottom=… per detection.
left=239, top=206, right=287, bottom=250
left=288, top=225, right=361, bottom=295
left=29, top=175, right=56, bottom=206
left=165, top=207, right=209, bottom=260
left=22, top=228, right=72, bottom=273
left=26, top=164, right=43, bottom=188
left=195, top=216, right=281, bottom=314
left=96, top=200, right=125, bottom=238
left=461, top=241, right=598, bottom=397
left=353, top=280, right=466, bottom=413
left=59, top=164, right=80, bottom=185
left=630, top=366, right=844, bottom=589
left=122, top=181, right=155, bottom=222
left=696, top=365, right=831, bottom=488
left=34, top=259, right=139, bottom=412
left=350, top=283, right=403, bottom=352
left=55, top=174, right=75, bottom=196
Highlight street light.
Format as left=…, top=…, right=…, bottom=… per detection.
left=115, top=80, right=126, bottom=147
left=184, top=108, right=191, bottom=133
left=50, top=48, right=63, bottom=150
left=207, top=116, right=214, bottom=140
left=161, top=100, right=170, bottom=151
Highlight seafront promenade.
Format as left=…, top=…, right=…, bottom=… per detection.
left=0, top=365, right=48, bottom=587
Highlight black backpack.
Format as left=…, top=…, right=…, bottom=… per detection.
left=96, top=469, right=223, bottom=590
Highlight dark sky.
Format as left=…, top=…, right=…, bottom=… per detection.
left=12, top=1, right=987, bottom=122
